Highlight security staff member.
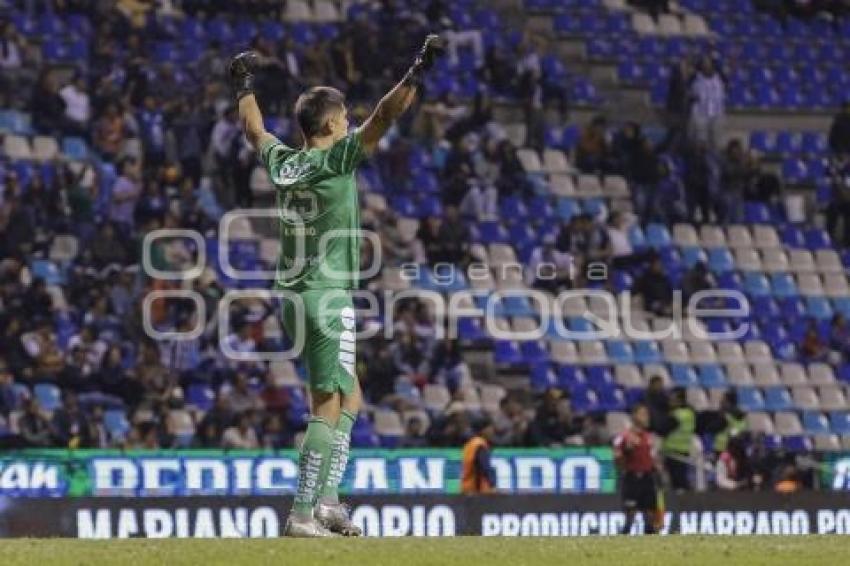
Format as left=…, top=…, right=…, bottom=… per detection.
left=461, top=418, right=496, bottom=494
left=614, top=403, right=661, bottom=534
left=662, top=387, right=696, bottom=491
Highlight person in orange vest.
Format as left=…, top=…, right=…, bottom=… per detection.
left=461, top=417, right=497, bottom=494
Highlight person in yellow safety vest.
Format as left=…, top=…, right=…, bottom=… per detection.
left=662, top=387, right=696, bottom=492
left=713, top=390, right=747, bottom=453
left=461, top=418, right=496, bottom=494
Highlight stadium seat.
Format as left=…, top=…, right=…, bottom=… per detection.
left=745, top=411, right=773, bottom=434
left=819, top=385, right=848, bottom=412
left=33, top=384, right=61, bottom=413
left=764, top=387, right=794, bottom=411
left=422, top=384, right=450, bottom=413
left=3, top=135, right=32, bottom=160
left=830, top=412, right=850, bottom=435
left=186, top=384, right=215, bottom=411
left=792, top=387, right=820, bottom=411
left=104, top=409, right=130, bottom=440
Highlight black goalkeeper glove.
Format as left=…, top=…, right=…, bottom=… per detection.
left=229, top=51, right=261, bottom=102
left=403, top=34, right=446, bottom=87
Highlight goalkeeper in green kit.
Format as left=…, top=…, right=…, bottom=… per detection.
left=229, top=35, right=445, bottom=537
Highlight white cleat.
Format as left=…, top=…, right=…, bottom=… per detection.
left=283, top=515, right=339, bottom=537
left=315, top=502, right=362, bottom=536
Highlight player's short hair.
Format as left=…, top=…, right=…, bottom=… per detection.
left=295, top=86, right=346, bottom=139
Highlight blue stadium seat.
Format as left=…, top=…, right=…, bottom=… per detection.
left=352, top=415, right=380, bottom=448
left=586, top=366, right=615, bottom=389
left=457, top=317, right=487, bottom=343
left=806, top=297, right=834, bottom=320
left=569, top=385, right=598, bottom=413
left=605, top=341, right=634, bottom=364
left=782, top=226, right=806, bottom=248
left=625, top=387, right=645, bottom=408
left=778, top=297, right=805, bottom=321
left=764, top=387, right=793, bottom=412
left=749, top=131, right=774, bottom=153
left=562, top=125, right=580, bottom=151
left=717, top=271, right=743, bottom=292
left=557, top=198, right=581, bottom=221
left=782, top=436, right=811, bottom=453
left=744, top=273, right=770, bottom=297
left=805, top=228, right=832, bottom=250
left=30, top=259, right=66, bottom=285
left=261, top=21, right=285, bottom=41
left=520, top=340, right=549, bottom=365
left=782, top=158, right=808, bottom=183
left=583, top=198, right=606, bottom=218
left=682, top=246, right=708, bottom=268
left=770, top=273, right=798, bottom=298
left=698, top=365, right=727, bottom=388
left=737, top=387, right=765, bottom=411
left=670, top=365, right=699, bottom=387
left=186, top=384, right=215, bottom=411
left=801, top=132, right=828, bottom=155
left=829, top=412, right=850, bottom=435
left=494, top=340, right=523, bottom=365
left=597, top=388, right=626, bottom=412
left=658, top=243, right=681, bottom=266
left=180, top=17, right=206, bottom=40
left=501, top=295, right=535, bottom=317
left=774, top=131, right=801, bottom=155
left=634, top=341, right=662, bottom=364
left=545, top=125, right=564, bottom=149
left=628, top=225, right=647, bottom=249
left=708, top=248, right=734, bottom=273
left=415, top=195, right=442, bottom=218
left=104, top=409, right=130, bottom=440
left=557, top=365, right=585, bottom=390
left=803, top=412, right=831, bottom=435
left=470, top=220, right=509, bottom=244
left=744, top=203, right=771, bottom=223
left=612, top=270, right=634, bottom=293
left=528, top=196, right=555, bottom=220
left=390, top=196, right=417, bottom=217
left=531, top=363, right=557, bottom=391
left=646, top=224, right=672, bottom=248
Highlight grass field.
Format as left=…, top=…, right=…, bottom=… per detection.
left=2, top=536, right=849, bottom=566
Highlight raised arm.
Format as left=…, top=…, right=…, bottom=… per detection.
left=360, top=34, right=445, bottom=154
left=229, top=52, right=277, bottom=151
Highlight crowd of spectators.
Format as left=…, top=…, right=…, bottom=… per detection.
left=0, top=0, right=595, bottom=451
left=0, top=2, right=846, bottom=500
left=574, top=52, right=787, bottom=228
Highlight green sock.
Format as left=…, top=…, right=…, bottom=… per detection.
left=292, top=417, right=333, bottom=518
left=319, top=410, right=356, bottom=505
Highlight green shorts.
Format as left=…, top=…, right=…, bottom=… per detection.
left=281, top=288, right=357, bottom=396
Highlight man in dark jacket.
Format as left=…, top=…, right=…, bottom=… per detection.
left=829, top=101, right=850, bottom=157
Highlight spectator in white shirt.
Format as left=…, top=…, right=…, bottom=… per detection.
left=607, top=212, right=652, bottom=270
left=59, top=74, right=91, bottom=134
left=222, top=411, right=260, bottom=449
left=689, top=56, right=726, bottom=151
left=109, top=157, right=142, bottom=229
left=0, top=20, right=22, bottom=69
left=66, top=325, right=108, bottom=371
left=211, top=106, right=240, bottom=162
left=221, top=321, right=259, bottom=370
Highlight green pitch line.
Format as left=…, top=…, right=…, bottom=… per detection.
left=1, top=536, right=849, bottom=566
